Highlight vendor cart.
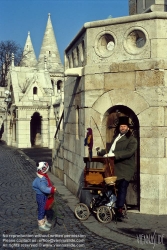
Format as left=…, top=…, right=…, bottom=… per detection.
left=83, top=156, right=115, bottom=188
left=74, top=156, right=128, bottom=223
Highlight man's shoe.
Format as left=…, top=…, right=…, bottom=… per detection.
left=115, top=208, right=126, bottom=220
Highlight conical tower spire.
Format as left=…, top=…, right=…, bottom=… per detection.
left=38, top=13, right=63, bottom=73
left=20, top=32, right=37, bottom=67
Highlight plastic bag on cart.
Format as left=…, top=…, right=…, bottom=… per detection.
left=106, top=193, right=117, bottom=207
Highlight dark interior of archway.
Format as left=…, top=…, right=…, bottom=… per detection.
left=106, top=105, right=140, bottom=209
left=107, top=105, right=139, bottom=137
left=30, top=113, right=41, bottom=146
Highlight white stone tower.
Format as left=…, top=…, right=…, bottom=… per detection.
left=38, top=13, right=64, bottom=74
left=129, top=0, right=167, bottom=15
left=4, top=14, right=64, bottom=149
left=20, top=31, right=37, bottom=67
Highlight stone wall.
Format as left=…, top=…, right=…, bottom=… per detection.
left=8, top=107, right=51, bottom=148
left=55, top=12, right=167, bottom=214
left=129, top=0, right=137, bottom=15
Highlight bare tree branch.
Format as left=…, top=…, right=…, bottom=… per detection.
left=0, top=40, right=23, bottom=86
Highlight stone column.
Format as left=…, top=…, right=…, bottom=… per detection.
left=3, top=114, right=11, bottom=145
left=12, top=122, right=16, bottom=147
left=129, top=0, right=137, bottom=15
left=16, top=120, right=31, bottom=148
left=41, top=118, right=49, bottom=147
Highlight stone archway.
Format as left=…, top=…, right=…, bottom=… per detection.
left=92, top=89, right=149, bottom=116
left=30, top=112, right=42, bottom=147
left=91, top=89, right=150, bottom=211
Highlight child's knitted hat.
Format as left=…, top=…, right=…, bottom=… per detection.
left=36, top=162, right=49, bottom=174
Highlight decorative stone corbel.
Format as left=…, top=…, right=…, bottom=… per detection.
left=64, top=67, right=83, bottom=77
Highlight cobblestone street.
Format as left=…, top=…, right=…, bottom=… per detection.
left=0, top=143, right=143, bottom=250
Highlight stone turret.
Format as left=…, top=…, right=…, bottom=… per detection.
left=129, top=0, right=167, bottom=15
left=38, top=13, right=63, bottom=73
left=20, top=32, right=37, bottom=67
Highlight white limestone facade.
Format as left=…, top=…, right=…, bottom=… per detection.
left=52, top=11, right=167, bottom=215
left=0, top=87, right=7, bottom=140
left=4, top=14, right=64, bottom=149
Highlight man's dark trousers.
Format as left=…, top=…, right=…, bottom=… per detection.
left=116, top=179, right=129, bottom=208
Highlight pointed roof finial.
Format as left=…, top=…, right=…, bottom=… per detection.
left=28, top=31, right=30, bottom=35
left=11, top=53, right=14, bottom=67
left=48, top=13, right=51, bottom=17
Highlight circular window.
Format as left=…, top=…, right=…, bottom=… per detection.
left=95, top=31, right=116, bottom=58
left=124, top=28, right=148, bottom=55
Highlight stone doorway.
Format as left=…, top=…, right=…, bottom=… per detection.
left=30, top=112, right=42, bottom=147
left=0, top=122, right=4, bottom=139
left=106, top=105, right=140, bottom=209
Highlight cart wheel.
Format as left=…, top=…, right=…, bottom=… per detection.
left=74, top=203, right=90, bottom=221
left=96, top=205, right=112, bottom=223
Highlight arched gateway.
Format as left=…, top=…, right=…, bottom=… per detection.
left=91, top=89, right=147, bottom=210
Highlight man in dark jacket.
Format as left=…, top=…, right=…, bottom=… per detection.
left=98, top=116, right=137, bottom=219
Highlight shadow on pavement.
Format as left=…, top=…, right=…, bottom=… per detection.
left=19, top=147, right=52, bottom=167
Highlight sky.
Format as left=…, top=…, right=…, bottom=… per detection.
left=1, top=0, right=129, bottom=63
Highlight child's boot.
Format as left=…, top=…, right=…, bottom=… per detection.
left=44, top=216, right=52, bottom=228
left=38, top=219, right=50, bottom=231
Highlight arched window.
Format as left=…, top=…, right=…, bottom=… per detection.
left=57, top=80, right=63, bottom=93
left=51, top=79, right=54, bottom=89
left=76, top=105, right=79, bottom=139
left=81, top=40, right=85, bottom=62
left=67, top=55, right=70, bottom=68
left=33, top=87, right=37, bottom=95
left=77, top=46, right=79, bottom=65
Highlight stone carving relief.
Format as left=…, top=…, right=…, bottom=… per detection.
left=19, top=77, right=30, bottom=93
left=43, top=88, right=53, bottom=95
left=33, top=73, right=38, bottom=83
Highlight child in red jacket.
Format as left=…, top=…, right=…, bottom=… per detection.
left=32, top=162, right=56, bottom=231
